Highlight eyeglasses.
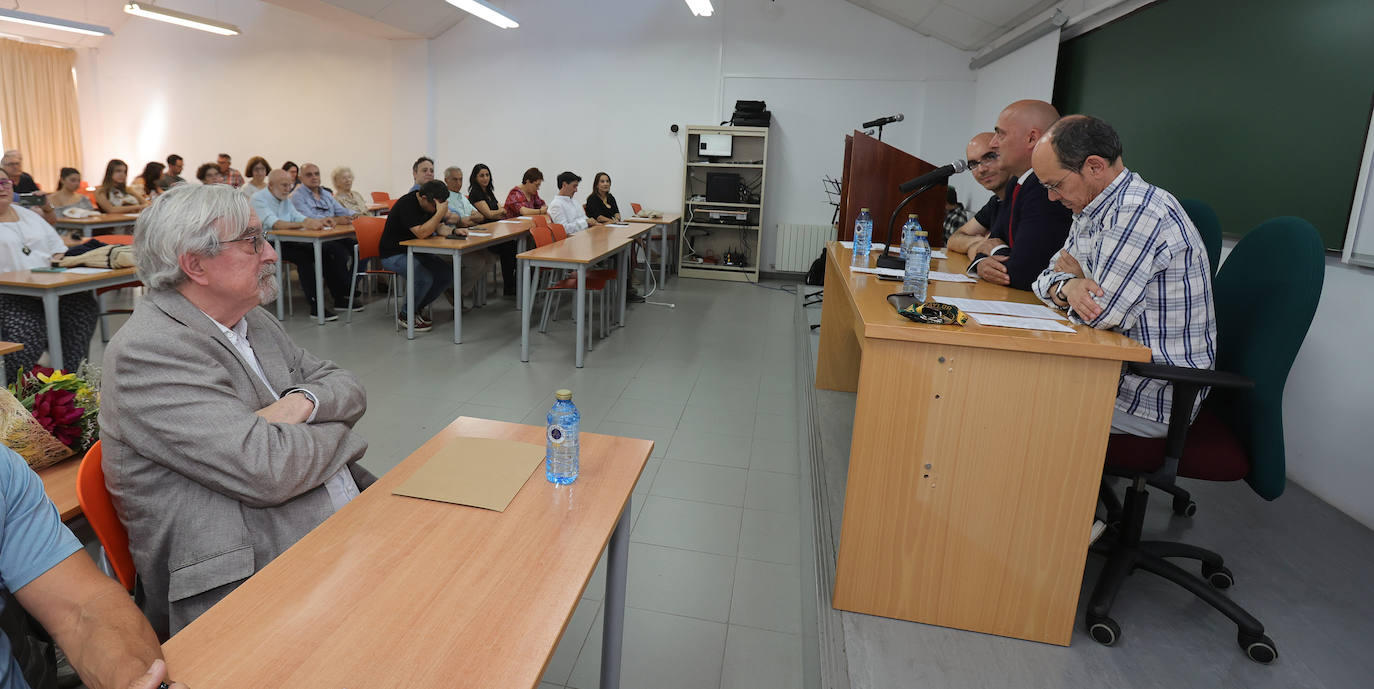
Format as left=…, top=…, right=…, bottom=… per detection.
left=1042, top=168, right=1081, bottom=194
left=223, top=231, right=266, bottom=254
left=966, top=153, right=999, bottom=171
left=0, top=179, right=12, bottom=188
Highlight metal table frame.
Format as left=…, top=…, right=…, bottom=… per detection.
left=519, top=239, right=634, bottom=368
left=271, top=231, right=354, bottom=326
left=405, top=233, right=528, bottom=342
left=0, top=270, right=138, bottom=371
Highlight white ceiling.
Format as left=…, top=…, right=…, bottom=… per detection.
left=846, top=0, right=1063, bottom=51
left=261, top=0, right=469, bottom=40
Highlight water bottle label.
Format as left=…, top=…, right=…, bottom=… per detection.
left=548, top=425, right=568, bottom=445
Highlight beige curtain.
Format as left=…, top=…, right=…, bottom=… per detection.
left=0, top=38, right=83, bottom=193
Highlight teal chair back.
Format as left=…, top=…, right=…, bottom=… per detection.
left=1180, top=198, right=1222, bottom=278
left=1210, top=217, right=1324, bottom=499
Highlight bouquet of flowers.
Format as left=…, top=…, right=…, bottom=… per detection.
left=1, top=362, right=102, bottom=470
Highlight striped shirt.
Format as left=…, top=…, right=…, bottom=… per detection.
left=1032, top=169, right=1215, bottom=427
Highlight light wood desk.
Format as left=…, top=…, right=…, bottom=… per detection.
left=366, top=202, right=389, bottom=215
left=817, top=242, right=1150, bottom=646
left=54, top=213, right=139, bottom=238
left=269, top=226, right=357, bottom=325
left=38, top=455, right=81, bottom=522
left=0, top=341, right=20, bottom=386
left=0, top=267, right=140, bottom=370
left=622, top=212, right=682, bottom=285
left=400, top=218, right=533, bottom=342
left=162, top=417, right=651, bottom=689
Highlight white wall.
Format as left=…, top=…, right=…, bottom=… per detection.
left=428, top=0, right=976, bottom=271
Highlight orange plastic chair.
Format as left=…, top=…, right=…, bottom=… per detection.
left=80, top=189, right=98, bottom=207
left=348, top=217, right=401, bottom=325
left=76, top=441, right=137, bottom=592
left=532, top=214, right=550, bottom=228
left=370, top=191, right=391, bottom=204
left=533, top=223, right=610, bottom=344
left=631, top=202, right=643, bottom=215
left=95, top=234, right=134, bottom=245
left=549, top=223, right=567, bottom=241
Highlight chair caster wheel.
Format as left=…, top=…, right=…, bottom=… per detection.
left=1203, top=563, right=1234, bottom=589
left=1239, top=633, right=1277, bottom=664
left=1087, top=616, right=1121, bottom=646
left=1172, top=495, right=1197, bottom=517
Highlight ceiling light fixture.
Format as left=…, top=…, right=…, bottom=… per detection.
left=445, top=0, right=519, bottom=29
left=123, top=3, right=240, bottom=36
left=684, top=0, right=714, bottom=17
left=0, top=8, right=113, bottom=36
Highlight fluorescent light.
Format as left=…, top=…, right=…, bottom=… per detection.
left=445, top=0, right=519, bottom=29
left=684, top=0, right=714, bottom=17
left=123, top=3, right=239, bottom=36
left=0, top=9, right=112, bottom=36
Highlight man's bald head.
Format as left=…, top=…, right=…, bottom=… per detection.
left=965, top=132, right=1007, bottom=192
left=300, top=163, right=322, bottom=191
left=990, top=99, right=1061, bottom=177
left=267, top=169, right=293, bottom=199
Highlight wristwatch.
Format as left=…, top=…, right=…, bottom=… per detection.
left=1054, top=279, right=1071, bottom=307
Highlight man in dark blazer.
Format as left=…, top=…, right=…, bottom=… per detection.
left=100, top=184, right=374, bottom=637
left=965, top=99, right=1072, bottom=291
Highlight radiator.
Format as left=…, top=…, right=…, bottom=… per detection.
left=773, top=223, right=836, bottom=272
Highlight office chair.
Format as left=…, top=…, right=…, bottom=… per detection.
left=1180, top=198, right=1223, bottom=278
left=1086, top=217, right=1325, bottom=663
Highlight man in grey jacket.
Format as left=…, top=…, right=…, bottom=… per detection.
left=100, top=184, right=374, bottom=637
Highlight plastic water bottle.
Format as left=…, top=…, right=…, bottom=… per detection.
left=851, top=208, right=873, bottom=268
left=546, top=389, right=580, bottom=484
left=899, top=214, right=919, bottom=260
left=903, top=229, right=931, bottom=301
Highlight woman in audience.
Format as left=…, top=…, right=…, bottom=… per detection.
left=503, top=167, right=548, bottom=217
left=48, top=168, right=94, bottom=215
left=240, top=156, right=271, bottom=199
left=467, top=164, right=507, bottom=221
left=195, top=162, right=223, bottom=184
left=131, top=162, right=165, bottom=199
left=282, top=161, right=300, bottom=191
left=0, top=169, right=97, bottom=379
left=585, top=171, right=621, bottom=223
left=332, top=166, right=369, bottom=217
left=409, top=157, right=435, bottom=192
left=94, top=159, right=147, bottom=214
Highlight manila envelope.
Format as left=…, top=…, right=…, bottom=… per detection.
left=392, top=436, right=546, bottom=512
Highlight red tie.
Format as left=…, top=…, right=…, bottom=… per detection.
left=1006, top=181, right=1022, bottom=248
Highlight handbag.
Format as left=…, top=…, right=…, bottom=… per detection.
left=58, top=244, right=134, bottom=270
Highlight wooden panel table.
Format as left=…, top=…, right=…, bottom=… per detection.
left=817, top=242, right=1151, bottom=646
left=622, top=211, right=681, bottom=285
left=0, top=267, right=140, bottom=370
left=269, top=226, right=357, bottom=325
left=37, top=455, right=81, bottom=522
left=400, top=218, right=533, bottom=342
left=54, top=213, right=139, bottom=238
left=162, top=417, right=651, bottom=689
left=366, top=202, right=389, bottom=215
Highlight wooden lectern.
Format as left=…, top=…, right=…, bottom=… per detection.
left=838, top=131, right=947, bottom=248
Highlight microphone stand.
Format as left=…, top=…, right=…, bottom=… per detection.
left=877, top=183, right=935, bottom=270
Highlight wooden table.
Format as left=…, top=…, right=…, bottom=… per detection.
left=54, top=213, right=139, bottom=238
left=269, top=226, right=357, bottom=325
left=0, top=267, right=140, bottom=370
left=623, top=212, right=681, bottom=286
left=37, top=455, right=81, bottom=522
left=366, top=202, right=388, bottom=215
left=400, top=218, right=533, bottom=342
left=0, top=340, right=20, bottom=386
left=817, top=242, right=1151, bottom=646
left=517, top=224, right=651, bottom=368
left=161, top=417, right=650, bottom=689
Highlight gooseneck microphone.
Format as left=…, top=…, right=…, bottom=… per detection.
left=861, top=113, right=904, bottom=129
left=898, top=159, right=969, bottom=194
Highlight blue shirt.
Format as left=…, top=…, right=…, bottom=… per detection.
left=290, top=185, right=354, bottom=219
left=0, top=445, right=83, bottom=689
left=250, top=188, right=306, bottom=230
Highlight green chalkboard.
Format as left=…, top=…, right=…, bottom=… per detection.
left=1053, top=0, right=1374, bottom=250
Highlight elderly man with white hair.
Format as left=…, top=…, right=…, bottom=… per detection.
left=99, top=183, right=373, bottom=637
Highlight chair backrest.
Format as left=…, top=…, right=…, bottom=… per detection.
left=370, top=191, right=391, bottom=204
left=80, top=189, right=98, bottom=206
left=631, top=202, right=643, bottom=215
left=531, top=214, right=549, bottom=227
left=1180, top=198, right=1223, bottom=278
left=549, top=223, right=567, bottom=241
left=1210, top=217, right=1324, bottom=500
left=352, top=216, right=387, bottom=261
left=75, top=441, right=137, bottom=592
left=95, top=234, right=134, bottom=245
left=530, top=225, right=555, bottom=248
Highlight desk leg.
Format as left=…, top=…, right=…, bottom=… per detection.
left=575, top=266, right=586, bottom=368
left=313, top=240, right=325, bottom=326
left=406, top=247, right=415, bottom=340
left=42, top=292, right=63, bottom=371
left=515, top=235, right=527, bottom=311
left=617, top=247, right=628, bottom=327
left=274, top=238, right=286, bottom=321
left=520, top=259, right=531, bottom=362
left=452, top=251, right=463, bottom=345
left=659, top=222, right=668, bottom=284
left=600, top=497, right=630, bottom=689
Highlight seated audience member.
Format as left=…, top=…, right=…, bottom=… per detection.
left=282, top=161, right=300, bottom=191
left=468, top=163, right=516, bottom=294
left=585, top=172, right=620, bottom=223
left=292, top=163, right=358, bottom=225
left=947, top=132, right=1010, bottom=255
left=503, top=167, right=548, bottom=218
left=157, top=154, right=185, bottom=191
left=0, top=169, right=94, bottom=380
left=942, top=187, right=969, bottom=242
left=965, top=100, right=1072, bottom=290
left=408, top=156, right=435, bottom=193
left=49, top=167, right=95, bottom=215
left=217, top=153, right=245, bottom=188
left=240, top=156, right=271, bottom=199
left=0, top=445, right=188, bottom=689
left=331, top=166, right=370, bottom=217
left=0, top=150, right=38, bottom=193
left=102, top=183, right=373, bottom=637
left=195, top=162, right=224, bottom=185
left=548, top=171, right=597, bottom=234
left=94, top=159, right=148, bottom=214
left=132, top=161, right=165, bottom=199
left=252, top=170, right=351, bottom=320
left=1031, top=115, right=1215, bottom=437
left=378, top=180, right=455, bottom=331
left=442, top=166, right=484, bottom=228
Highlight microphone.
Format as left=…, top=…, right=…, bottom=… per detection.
left=898, top=159, right=969, bottom=194
left=861, top=113, right=904, bottom=129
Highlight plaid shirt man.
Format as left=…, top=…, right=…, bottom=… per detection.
left=222, top=167, right=245, bottom=188
left=1032, top=169, right=1215, bottom=427
left=942, top=202, right=970, bottom=241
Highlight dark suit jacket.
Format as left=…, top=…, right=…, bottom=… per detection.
left=99, top=289, right=373, bottom=636
left=982, top=172, right=1072, bottom=291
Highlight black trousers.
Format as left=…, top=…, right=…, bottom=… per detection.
left=279, top=239, right=354, bottom=308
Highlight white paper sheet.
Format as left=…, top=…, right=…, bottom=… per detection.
left=939, top=297, right=1067, bottom=320
left=607, top=223, right=631, bottom=227
left=968, top=313, right=1077, bottom=333
left=850, top=266, right=903, bottom=278
left=839, top=241, right=889, bottom=251
left=497, top=220, right=523, bottom=224
left=928, top=271, right=976, bottom=283
left=64, top=267, right=112, bottom=274
left=465, top=231, right=492, bottom=237
left=931, top=249, right=947, bottom=259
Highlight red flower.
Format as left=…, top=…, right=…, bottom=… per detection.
left=31, top=389, right=85, bottom=447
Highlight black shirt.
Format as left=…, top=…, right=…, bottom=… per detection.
left=469, top=188, right=501, bottom=215
left=13, top=173, right=37, bottom=194
left=978, top=172, right=1071, bottom=291
left=585, top=193, right=620, bottom=222
left=380, top=191, right=432, bottom=258
left=973, top=194, right=1001, bottom=230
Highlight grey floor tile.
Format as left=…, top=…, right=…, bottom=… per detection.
left=621, top=375, right=694, bottom=403
left=632, top=495, right=743, bottom=556
left=686, top=383, right=761, bottom=414
left=720, top=625, right=804, bottom=689
left=626, top=543, right=736, bottom=622
left=540, top=597, right=600, bottom=686
left=605, top=397, right=686, bottom=428
left=749, top=440, right=799, bottom=474
left=756, top=393, right=796, bottom=416
left=744, top=470, right=800, bottom=515
left=595, top=422, right=673, bottom=457
left=738, top=509, right=801, bottom=565
left=634, top=459, right=661, bottom=495
left=650, top=460, right=748, bottom=507
left=568, top=607, right=727, bottom=689
left=753, top=411, right=798, bottom=442
left=666, top=429, right=753, bottom=468
left=679, top=405, right=756, bottom=437
left=730, top=558, right=802, bottom=634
